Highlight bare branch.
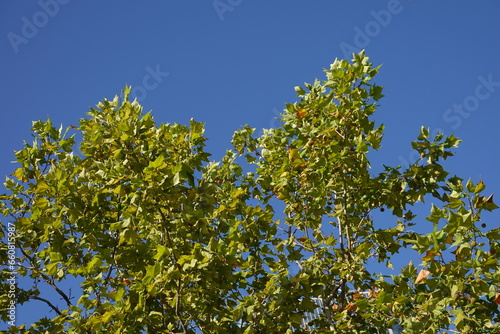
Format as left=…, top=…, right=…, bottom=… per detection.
left=16, top=241, right=73, bottom=308
left=30, top=295, right=62, bottom=316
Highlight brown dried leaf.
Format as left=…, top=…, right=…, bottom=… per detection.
left=345, top=302, right=357, bottom=311
left=493, top=293, right=500, bottom=306
left=353, top=291, right=363, bottom=300
left=414, top=269, right=430, bottom=284
left=296, top=108, right=308, bottom=119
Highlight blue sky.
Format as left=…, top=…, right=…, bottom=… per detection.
left=1, top=0, right=500, bottom=329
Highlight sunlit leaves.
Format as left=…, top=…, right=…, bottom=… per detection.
left=1, top=52, right=499, bottom=333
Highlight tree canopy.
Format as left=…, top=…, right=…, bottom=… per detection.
left=1, top=52, right=499, bottom=333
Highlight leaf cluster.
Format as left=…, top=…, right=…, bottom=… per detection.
left=1, top=52, right=499, bottom=333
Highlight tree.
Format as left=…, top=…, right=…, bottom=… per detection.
left=1, top=51, right=499, bottom=333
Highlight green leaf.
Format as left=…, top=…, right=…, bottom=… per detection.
left=117, top=121, right=129, bottom=132
left=294, top=86, right=306, bottom=96
left=123, top=86, right=131, bottom=100
left=426, top=204, right=445, bottom=224
left=153, top=245, right=167, bottom=260
left=36, top=181, right=51, bottom=193
left=243, top=325, right=255, bottom=334
left=474, top=180, right=486, bottom=193
left=101, top=311, right=114, bottom=323
left=454, top=309, right=467, bottom=328
left=46, top=262, right=58, bottom=275
left=466, top=179, right=475, bottom=193
left=4, top=56, right=495, bottom=332
left=149, top=154, right=165, bottom=169
left=49, top=252, right=63, bottom=262
left=484, top=194, right=499, bottom=211
left=370, top=85, right=384, bottom=101
left=143, top=263, right=161, bottom=285
left=113, top=184, right=125, bottom=196
left=173, top=172, right=181, bottom=185
left=418, top=126, right=430, bottom=140
left=87, top=257, right=102, bottom=272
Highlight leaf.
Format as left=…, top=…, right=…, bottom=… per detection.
left=46, top=262, right=58, bottom=275
left=421, top=251, right=440, bottom=262
left=288, top=148, right=300, bottom=161
left=117, top=121, right=129, bottom=132
left=6, top=54, right=497, bottom=332
left=454, top=309, right=467, bottom=328
left=414, top=269, right=430, bottom=284
left=451, top=284, right=460, bottom=299
left=353, top=291, right=364, bottom=300
left=466, top=179, right=475, bottom=193
left=49, top=252, right=63, bottom=262
left=484, top=194, right=499, bottom=211
left=149, top=154, right=165, bottom=169
left=87, top=257, right=102, bottom=272
left=101, top=311, right=114, bottom=323
left=370, top=85, right=384, bottom=101
left=143, top=263, right=161, bottom=285
left=294, top=86, right=306, bottom=96
left=494, top=293, right=500, bottom=306
left=296, top=108, right=308, bottom=119
left=113, top=184, right=125, bottom=196
left=345, top=302, right=358, bottom=311
left=475, top=180, right=486, bottom=193
left=173, top=172, right=181, bottom=185
left=444, top=234, right=454, bottom=244
left=13, top=168, right=27, bottom=182
left=243, top=325, right=255, bottom=334
left=123, top=85, right=131, bottom=99
left=153, top=245, right=167, bottom=260
left=36, top=181, right=51, bottom=193
left=418, top=126, right=430, bottom=140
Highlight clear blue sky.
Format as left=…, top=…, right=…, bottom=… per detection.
left=1, top=0, right=500, bottom=329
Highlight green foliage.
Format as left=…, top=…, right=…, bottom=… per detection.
left=1, top=52, right=499, bottom=333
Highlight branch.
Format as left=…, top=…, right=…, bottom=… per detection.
left=156, top=200, right=188, bottom=333
left=175, top=279, right=187, bottom=334
left=16, top=242, right=73, bottom=308
left=295, top=260, right=303, bottom=271
left=156, top=201, right=172, bottom=243
left=337, top=216, right=344, bottom=254
left=46, top=277, right=73, bottom=308
left=30, top=295, right=62, bottom=316
left=16, top=263, right=35, bottom=270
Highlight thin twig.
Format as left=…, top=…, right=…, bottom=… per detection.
left=16, top=243, right=73, bottom=308
left=30, top=295, right=62, bottom=316
left=176, top=280, right=187, bottom=334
